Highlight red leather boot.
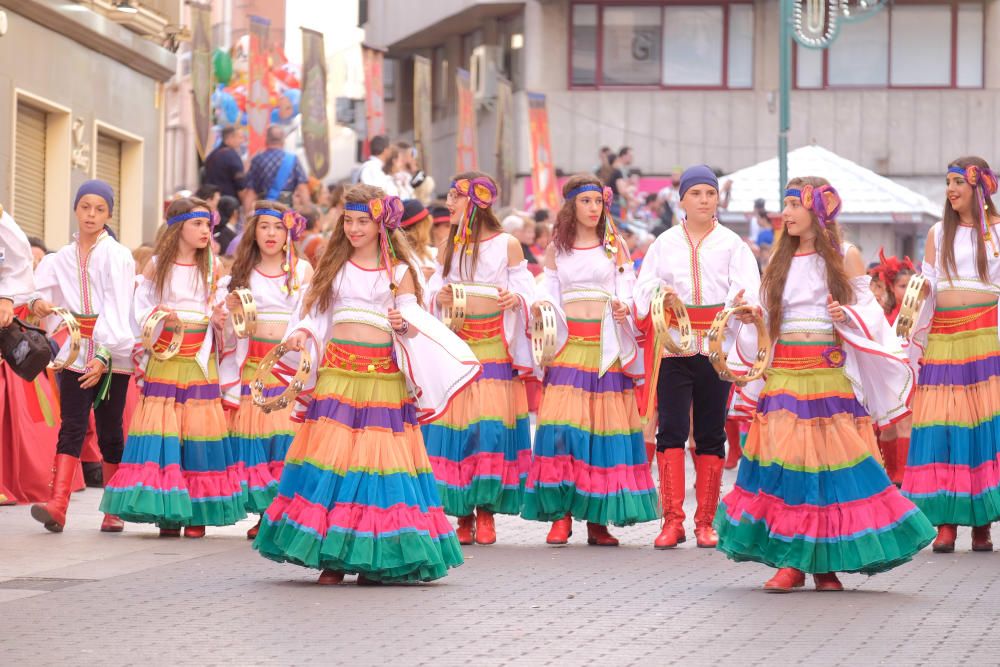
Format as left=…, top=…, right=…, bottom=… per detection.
left=30, top=454, right=78, bottom=533
left=586, top=522, right=619, bottom=546
left=879, top=438, right=901, bottom=486
left=693, top=453, right=724, bottom=548
left=317, top=569, right=345, bottom=585
left=932, top=524, right=957, bottom=552
left=971, top=525, right=994, bottom=552
left=455, top=514, right=475, bottom=545
left=246, top=517, right=262, bottom=540
left=654, top=449, right=687, bottom=549
left=475, top=508, right=496, bottom=545
left=546, top=513, right=573, bottom=545
left=100, top=462, right=125, bottom=532
left=763, top=567, right=805, bottom=593
left=813, top=572, right=844, bottom=592
left=896, top=436, right=911, bottom=486
left=645, top=441, right=656, bottom=470
left=724, top=419, right=742, bottom=470
left=184, top=525, right=206, bottom=538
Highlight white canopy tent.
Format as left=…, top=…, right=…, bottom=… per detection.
left=719, top=145, right=940, bottom=262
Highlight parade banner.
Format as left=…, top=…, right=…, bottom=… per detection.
left=495, top=76, right=514, bottom=207
left=247, top=16, right=272, bottom=157
left=300, top=28, right=330, bottom=178
left=455, top=68, right=478, bottom=173
left=362, top=46, right=386, bottom=159
left=190, top=2, right=212, bottom=161
left=413, top=55, right=432, bottom=175
left=527, top=92, right=559, bottom=212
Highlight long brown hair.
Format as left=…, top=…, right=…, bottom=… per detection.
left=228, top=200, right=289, bottom=291
left=440, top=171, right=502, bottom=280
left=760, top=177, right=854, bottom=342
left=553, top=173, right=609, bottom=253
left=301, top=184, right=424, bottom=314
left=941, top=155, right=996, bottom=283
left=152, top=197, right=212, bottom=299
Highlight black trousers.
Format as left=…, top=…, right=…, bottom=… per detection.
left=55, top=370, right=130, bottom=464
left=655, top=354, right=731, bottom=458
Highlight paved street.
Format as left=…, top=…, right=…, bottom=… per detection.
left=1, top=463, right=997, bottom=667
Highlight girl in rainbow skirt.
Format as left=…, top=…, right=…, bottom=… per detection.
left=253, top=185, right=479, bottom=584
left=101, top=197, right=246, bottom=537
left=902, top=156, right=1000, bottom=553
left=521, top=174, right=658, bottom=545
left=715, top=177, right=935, bottom=592
left=219, top=201, right=313, bottom=538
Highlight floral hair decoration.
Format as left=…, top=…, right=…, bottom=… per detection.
left=948, top=164, right=999, bottom=257
left=347, top=196, right=405, bottom=290
left=451, top=177, right=497, bottom=254
left=875, top=247, right=915, bottom=287
left=785, top=183, right=843, bottom=254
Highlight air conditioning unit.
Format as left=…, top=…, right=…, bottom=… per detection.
left=471, top=45, right=503, bottom=104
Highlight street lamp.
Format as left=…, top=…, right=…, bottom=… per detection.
left=778, top=0, right=888, bottom=199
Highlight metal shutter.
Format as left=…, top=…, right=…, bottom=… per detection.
left=96, top=133, right=122, bottom=236
left=13, top=103, right=46, bottom=239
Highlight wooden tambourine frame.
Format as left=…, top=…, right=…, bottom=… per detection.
left=895, top=273, right=927, bottom=340
left=41, top=307, right=81, bottom=371
left=142, top=310, right=187, bottom=362
left=230, top=288, right=258, bottom=340
left=650, top=287, right=694, bottom=355
left=706, top=306, right=772, bottom=386
left=441, top=283, right=468, bottom=333
left=531, top=302, right=558, bottom=368
left=251, top=342, right=312, bottom=414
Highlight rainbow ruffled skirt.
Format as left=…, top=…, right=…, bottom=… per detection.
left=228, top=336, right=296, bottom=513
left=422, top=313, right=531, bottom=517
left=903, top=303, right=1000, bottom=526
left=715, top=341, right=935, bottom=574
left=253, top=339, right=463, bottom=582
left=521, top=319, right=658, bottom=525
left=101, top=326, right=247, bottom=527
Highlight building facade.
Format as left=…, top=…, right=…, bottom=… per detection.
left=0, top=0, right=179, bottom=249
left=365, top=0, right=1000, bottom=211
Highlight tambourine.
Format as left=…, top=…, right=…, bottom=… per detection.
left=706, top=306, right=772, bottom=386
left=40, top=307, right=80, bottom=371
left=230, top=289, right=257, bottom=339
left=441, top=283, right=468, bottom=333
left=142, top=310, right=187, bottom=362
left=531, top=302, right=558, bottom=368
left=650, top=287, right=694, bottom=355
left=251, top=342, right=312, bottom=414
left=895, top=274, right=928, bottom=340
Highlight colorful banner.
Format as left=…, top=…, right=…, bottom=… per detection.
left=527, top=92, right=559, bottom=212
left=455, top=68, right=478, bottom=173
left=247, top=16, right=272, bottom=157
left=494, top=76, right=514, bottom=207
left=300, top=28, right=330, bottom=178
left=189, top=2, right=212, bottom=161
left=362, top=46, right=386, bottom=159
left=413, top=55, right=432, bottom=176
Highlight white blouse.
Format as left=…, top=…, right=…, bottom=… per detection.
left=34, top=232, right=136, bottom=374
left=0, top=209, right=35, bottom=305
left=928, top=221, right=1000, bottom=295
left=635, top=221, right=761, bottom=356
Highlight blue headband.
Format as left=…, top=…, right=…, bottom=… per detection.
left=566, top=184, right=602, bottom=200
left=785, top=188, right=802, bottom=198
left=253, top=208, right=284, bottom=219
left=947, top=166, right=966, bottom=177
left=166, top=211, right=211, bottom=226
left=345, top=202, right=370, bottom=213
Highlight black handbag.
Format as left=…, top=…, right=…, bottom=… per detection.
left=0, top=317, right=56, bottom=382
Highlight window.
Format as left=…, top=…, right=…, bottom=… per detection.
left=96, top=133, right=123, bottom=237
left=796, top=1, right=984, bottom=89
left=14, top=103, right=47, bottom=239
left=569, top=2, right=753, bottom=89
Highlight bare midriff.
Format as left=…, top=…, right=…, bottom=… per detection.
left=332, top=321, right=393, bottom=346
left=780, top=331, right=837, bottom=345
left=563, top=298, right=608, bottom=321
left=255, top=320, right=289, bottom=342
left=466, top=293, right=500, bottom=317
left=936, top=288, right=997, bottom=309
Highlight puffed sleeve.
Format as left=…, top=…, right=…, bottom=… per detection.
left=633, top=235, right=669, bottom=319
left=91, top=246, right=137, bottom=369
left=505, top=260, right=535, bottom=372
left=0, top=211, right=36, bottom=305
left=726, top=240, right=762, bottom=308
left=32, top=253, right=63, bottom=309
